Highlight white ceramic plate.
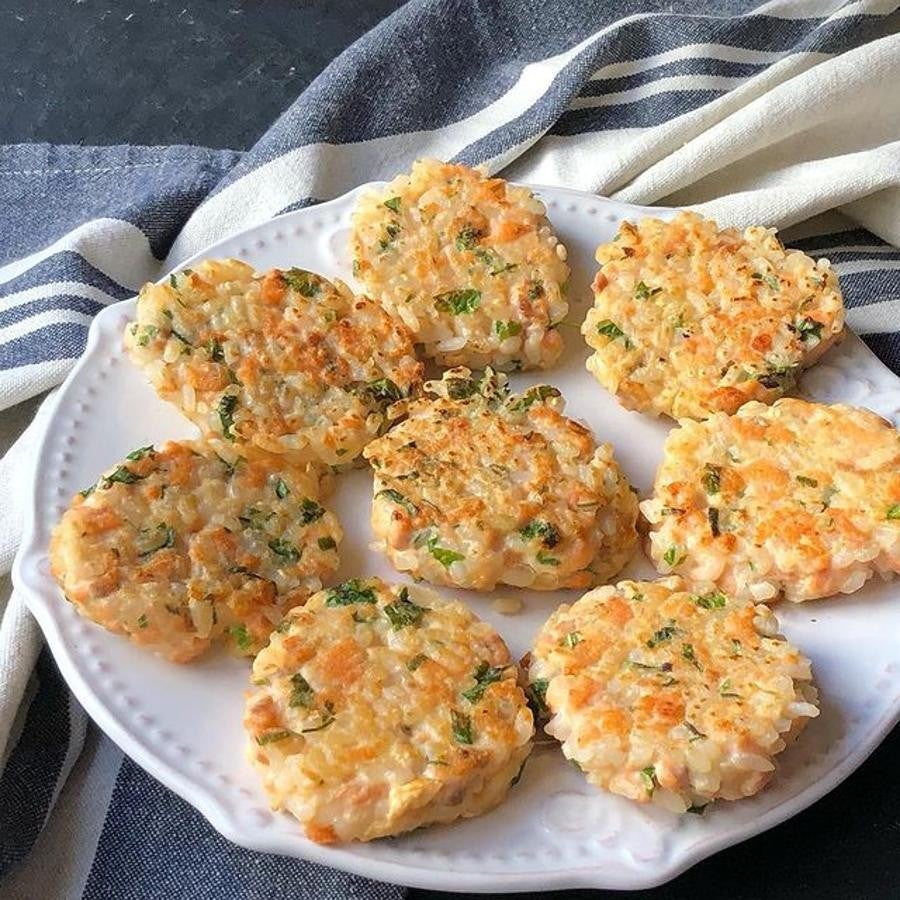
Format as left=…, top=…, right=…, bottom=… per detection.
left=14, top=185, right=900, bottom=893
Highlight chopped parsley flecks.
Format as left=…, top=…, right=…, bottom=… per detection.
left=406, top=653, right=429, bottom=672
left=796, top=316, right=823, bottom=342
left=300, top=701, right=336, bottom=733
left=730, top=639, right=743, bottom=657
left=317, top=536, right=337, bottom=551
left=634, top=281, right=662, bottom=300
left=446, top=376, right=479, bottom=400
left=562, top=631, right=582, bottom=649
left=362, top=377, right=403, bottom=408
left=376, top=488, right=418, bottom=515
left=228, top=624, right=252, bottom=652
left=662, top=545, right=685, bottom=568
left=434, top=288, right=481, bottom=315
left=595, top=319, right=632, bottom=348
left=526, top=679, right=549, bottom=718
left=684, top=721, right=707, bottom=742
left=138, top=523, right=175, bottom=558
left=455, top=226, right=483, bottom=251
left=451, top=709, right=474, bottom=744
left=384, top=588, right=427, bottom=630
left=325, top=579, right=377, bottom=606
left=719, top=679, right=740, bottom=698
left=796, top=475, right=818, bottom=487
left=519, top=520, right=560, bottom=548
left=289, top=673, right=314, bottom=708
left=126, top=445, right=155, bottom=461
left=204, top=338, right=225, bottom=362
left=462, top=660, right=505, bottom=703
left=100, top=465, right=145, bottom=489
left=379, top=221, right=401, bottom=252
left=752, top=272, right=780, bottom=292
left=426, top=535, right=464, bottom=569
left=693, top=590, right=727, bottom=610
left=681, top=643, right=701, bottom=670
left=132, top=324, right=158, bottom=347
left=298, top=497, right=325, bottom=524
left=383, top=196, right=402, bottom=213
left=494, top=319, right=523, bottom=341
left=282, top=268, right=321, bottom=297
left=536, top=551, right=560, bottom=567
left=701, top=464, right=721, bottom=495
left=887, top=503, right=900, bottom=521
left=708, top=507, right=721, bottom=537
left=217, top=394, right=239, bottom=441
left=274, top=478, right=290, bottom=499
left=646, top=624, right=678, bottom=649
left=268, top=538, right=301, bottom=563
left=137, top=614, right=149, bottom=629
left=640, top=765, right=657, bottom=796
left=239, top=507, right=274, bottom=530
left=256, top=730, right=293, bottom=745
left=509, top=384, right=561, bottom=412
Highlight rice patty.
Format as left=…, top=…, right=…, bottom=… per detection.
left=244, top=577, right=534, bottom=843
left=362, top=368, right=638, bottom=591
left=642, top=399, right=900, bottom=603
left=528, top=576, right=819, bottom=812
left=49, top=441, right=342, bottom=662
left=125, top=258, right=423, bottom=465
left=582, top=211, right=845, bottom=419
left=351, top=158, right=570, bottom=370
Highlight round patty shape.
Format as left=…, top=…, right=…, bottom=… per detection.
left=49, top=441, right=342, bottom=662
left=528, top=577, right=819, bottom=812
left=244, top=577, right=534, bottom=843
left=642, top=399, right=900, bottom=603
left=124, top=259, right=423, bottom=465
left=362, top=368, right=638, bottom=591
left=582, top=211, right=845, bottom=419
left=351, top=158, right=570, bottom=370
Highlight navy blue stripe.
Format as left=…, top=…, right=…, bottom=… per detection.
left=0, top=650, right=73, bottom=877
left=832, top=269, right=900, bottom=309
left=579, top=56, right=767, bottom=97
left=816, top=249, right=900, bottom=264
left=863, top=330, right=900, bottom=374
left=82, top=755, right=404, bottom=900
left=791, top=228, right=894, bottom=253
left=552, top=89, right=724, bottom=136
left=0, top=251, right=131, bottom=303
left=456, top=7, right=894, bottom=170
left=0, top=293, right=106, bottom=330
left=0, top=321, right=86, bottom=370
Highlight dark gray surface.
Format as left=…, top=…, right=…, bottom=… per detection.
left=2, top=1, right=898, bottom=898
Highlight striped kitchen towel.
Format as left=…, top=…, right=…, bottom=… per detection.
left=2, top=1, right=900, bottom=897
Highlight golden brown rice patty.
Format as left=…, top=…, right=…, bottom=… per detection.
left=351, top=158, right=570, bottom=370
left=362, top=368, right=638, bottom=592
left=642, top=399, right=900, bottom=603
left=124, top=258, right=423, bottom=465
left=244, top=577, right=533, bottom=843
left=582, top=211, right=845, bottom=419
left=49, top=441, right=342, bottom=662
left=528, top=577, right=819, bottom=812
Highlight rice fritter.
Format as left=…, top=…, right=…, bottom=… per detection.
left=244, top=577, right=534, bottom=842
left=49, top=440, right=342, bottom=662
left=582, top=211, right=845, bottom=419
left=125, top=258, right=423, bottom=465
left=642, top=399, right=900, bottom=603
left=351, top=158, right=570, bottom=370
left=362, top=367, right=638, bottom=591
left=528, top=576, right=819, bottom=812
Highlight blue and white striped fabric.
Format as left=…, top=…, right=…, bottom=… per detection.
left=2, top=1, right=899, bottom=896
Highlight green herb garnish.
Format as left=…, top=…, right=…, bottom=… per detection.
left=282, top=268, right=321, bottom=296
left=228, top=624, right=252, bottom=651
left=384, top=588, right=427, bottom=630
left=289, top=673, right=314, bottom=708
left=596, top=319, right=632, bottom=348
left=526, top=679, right=549, bottom=718
left=256, top=730, right=293, bottom=745
left=383, top=196, right=402, bottom=213
left=268, top=538, right=301, bottom=562
left=407, top=653, right=429, bottom=672
left=376, top=488, right=418, bottom=515
left=298, top=497, right=325, bottom=524
left=796, top=317, right=823, bottom=342
left=635, top=281, right=662, bottom=300
left=100, top=465, right=145, bottom=489
left=426, top=536, right=464, bottom=569
left=519, top=520, right=560, bottom=547
left=536, top=551, right=560, bottom=566
left=455, top=226, right=483, bottom=251
left=126, top=445, right=154, bottom=461
left=462, top=661, right=505, bottom=703
left=494, top=320, right=523, bottom=340
left=317, top=536, right=337, bottom=551
left=640, top=766, right=657, bottom=796
left=647, top=625, right=678, bottom=648
left=708, top=507, right=721, bottom=537
left=509, top=385, right=561, bottom=412
left=887, top=504, right=900, bottom=520
left=300, top=701, right=335, bottom=733
left=138, top=523, right=175, bottom=557
left=701, top=464, right=721, bottom=494
left=681, top=643, right=701, bottom=669
left=274, top=478, right=290, bottom=499
left=662, top=546, right=684, bottom=568
left=137, top=614, right=149, bottom=629
left=325, top=579, right=377, bottom=606
left=218, top=394, right=238, bottom=441
left=796, top=475, right=818, bottom=487
left=451, top=709, right=473, bottom=744
left=434, top=289, right=481, bottom=315
left=719, top=679, right=740, bottom=698
left=693, top=590, right=727, bottom=609
left=562, top=631, right=582, bottom=649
